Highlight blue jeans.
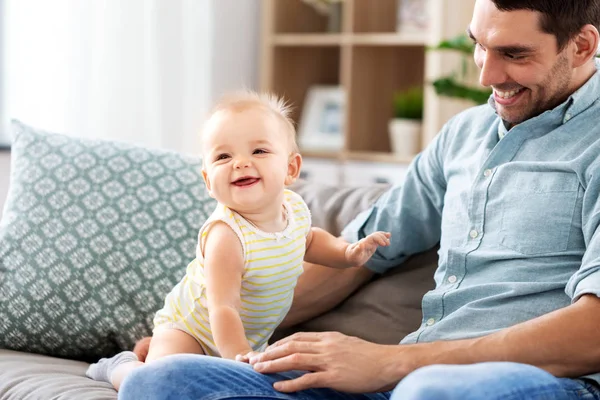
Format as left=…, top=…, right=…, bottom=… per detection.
left=119, top=354, right=600, bottom=400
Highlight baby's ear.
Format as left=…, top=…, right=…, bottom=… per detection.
left=202, top=169, right=215, bottom=198
left=285, top=153, right=302, bottom=186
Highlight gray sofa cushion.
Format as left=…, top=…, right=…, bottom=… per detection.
left=0, top=349, right=116, bottom=400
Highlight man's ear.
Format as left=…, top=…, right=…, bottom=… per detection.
left=285, top=153, right=302, bottom=186
left=571, top=24, right=599, bottom=68
left=202, top=169, right=215, bottom=198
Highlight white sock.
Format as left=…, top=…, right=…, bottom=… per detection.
left=85, top=351, right=138, bottom=383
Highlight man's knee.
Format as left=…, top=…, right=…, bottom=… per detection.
left=391, top=362, right=556, bottom=400
left=391, top=364, right=464, bottom=400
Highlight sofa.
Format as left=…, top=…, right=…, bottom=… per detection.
left=0, top=121, right=437, bottom=400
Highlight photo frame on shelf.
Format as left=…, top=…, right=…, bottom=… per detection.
left=298, top=85, right=345, bottom=152
left=396, top=0, right=430, bottom=34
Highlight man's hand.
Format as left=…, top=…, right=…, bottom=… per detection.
left=235, top=350, right=262, bottom=363
left=249, top=331, right=410, bottom=393
left=345, top=232, right=391, bottom=266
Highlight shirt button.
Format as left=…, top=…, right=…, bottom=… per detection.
left=565, top=113, right=572, bottom=121
left=483, top=169, right=492, bottom=178
left=426, top=318, right=435, bottom=326
left=448, top=275, right=457, bottom=284
left=469, top=229, right=479, bottom=239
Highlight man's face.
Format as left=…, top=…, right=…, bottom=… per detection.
left=470, top=0, right=576, bottom=126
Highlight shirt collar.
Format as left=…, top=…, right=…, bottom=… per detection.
left=563, top=58, right=600, bottom=123
left=494, top=58, right=600, bottom=140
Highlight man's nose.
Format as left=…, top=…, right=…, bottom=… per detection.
left=478, top=52, right=507, bottom=88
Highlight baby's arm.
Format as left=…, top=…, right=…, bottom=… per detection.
left=304, top=227, right=390, bottom=269
left=203, top=222, right=252, bottom=360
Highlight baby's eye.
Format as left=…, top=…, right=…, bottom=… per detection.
left=215, top=153, right=230, bottom=161
left=253, top=148, right=268, bottom=155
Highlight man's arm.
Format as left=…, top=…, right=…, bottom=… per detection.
left=278, top=261, right=374, bottom=328
left=415, top=294, right=600, bottom=377
left=251, top=294, right=600, bottom=393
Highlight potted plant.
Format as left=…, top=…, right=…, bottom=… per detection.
left=388, top=86, right=424, bottom=157
left=429, top=35, right=492, bottom=105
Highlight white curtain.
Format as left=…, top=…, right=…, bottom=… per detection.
left=2, top=0, right=213, bottom=154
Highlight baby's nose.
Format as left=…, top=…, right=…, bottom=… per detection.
left=234, top=157, right=251, bottom=168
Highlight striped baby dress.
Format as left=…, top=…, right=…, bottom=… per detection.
left=153, top=189, right=311, bottom=356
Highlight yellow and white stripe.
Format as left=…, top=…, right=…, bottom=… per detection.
left=153, top=189, right=311, bottom=356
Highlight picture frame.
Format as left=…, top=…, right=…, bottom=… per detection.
left=396, top=0, right=429, bottom=34
left=298, top=85, right=345, bottom=152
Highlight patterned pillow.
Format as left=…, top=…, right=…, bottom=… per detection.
left=0, top=121, right=216, bottom=361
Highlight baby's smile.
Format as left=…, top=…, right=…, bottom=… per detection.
left=231, top=176, right=260, bottom=187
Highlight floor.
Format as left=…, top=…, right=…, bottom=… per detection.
left=0, top=151, right=11, bottom=219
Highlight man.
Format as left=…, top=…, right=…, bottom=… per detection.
left=120, top=0, right=600, bottom=399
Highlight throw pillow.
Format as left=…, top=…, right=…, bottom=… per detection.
left=0, top=121, right=216, bottom=361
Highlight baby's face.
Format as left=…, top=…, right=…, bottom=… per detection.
left=201, top=108, right=296, bottom=214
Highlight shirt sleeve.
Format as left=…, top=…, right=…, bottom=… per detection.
left=566, top=168, right=600, bottom=302
left=341, top=122, right=452, bottom=274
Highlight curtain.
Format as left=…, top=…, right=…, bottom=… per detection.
left=2, top=0, right=213, bottom=154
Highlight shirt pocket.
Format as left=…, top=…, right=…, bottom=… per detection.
left=499, top=171, right=579, bottom=255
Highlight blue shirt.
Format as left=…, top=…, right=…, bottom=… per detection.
left=342, top=60, right=600, bottom=381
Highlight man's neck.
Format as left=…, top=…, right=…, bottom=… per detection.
left=569, top=60, right=598, bottom=97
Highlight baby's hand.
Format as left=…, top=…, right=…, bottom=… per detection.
left=345, top=231, right=391, bottom=266
left=235, top=351, right=262, bottom=363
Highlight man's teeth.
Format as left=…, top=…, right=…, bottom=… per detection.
left=496, top=88, right=523, bottom=99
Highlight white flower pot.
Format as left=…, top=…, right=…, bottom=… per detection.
left=388, top=118, right=421, bottom=157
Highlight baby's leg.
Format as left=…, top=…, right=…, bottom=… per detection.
left=133, top=336, right=153, bottom=361
left=90, top=328, right=204, bottom=391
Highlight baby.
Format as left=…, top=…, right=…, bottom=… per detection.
left=86, top=91, right=390, bottom=390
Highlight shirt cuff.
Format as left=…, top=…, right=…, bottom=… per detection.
left=570, top=269, right=600, bottom=302
left=341, top=207, right=373, bottom=244
left=341, top=206, right=408, bottom=274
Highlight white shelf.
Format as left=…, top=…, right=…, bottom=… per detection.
left=272, top=34, right=343, bottom=46
left=272, top=33, right=428, bottom=47
left=350, top=33, right=428, bottom=46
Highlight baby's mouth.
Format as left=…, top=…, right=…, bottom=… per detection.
left=232, top=176, right=260, bottom=187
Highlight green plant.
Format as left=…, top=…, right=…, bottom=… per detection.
left=392, top=86, right=424, bottom=120
left=428, top=35, right=492, bottom=105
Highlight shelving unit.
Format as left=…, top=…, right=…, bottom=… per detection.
left=260, top=0, right=476, bottom=182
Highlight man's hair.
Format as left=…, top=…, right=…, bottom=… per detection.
left=491, top=0, right=600, bottom=51
left=206, top=90, right=298, bottom=153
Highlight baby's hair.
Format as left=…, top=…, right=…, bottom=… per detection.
left=207, top=90, right=298, bottom=153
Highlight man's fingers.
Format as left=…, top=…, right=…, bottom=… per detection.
left=253, top=352, right=319, bottom=374
left=273, top=371, right=328, bottom=392
left=268, top=332, right=324, bottom=348
left=252, top=340, right=320, bottom=364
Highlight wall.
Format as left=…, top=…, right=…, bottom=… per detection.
left=0, top=0, right=262, bottom=149
left=0, top=0, right=6, bottom=147
left=210, top=0, right=261, bottom=103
